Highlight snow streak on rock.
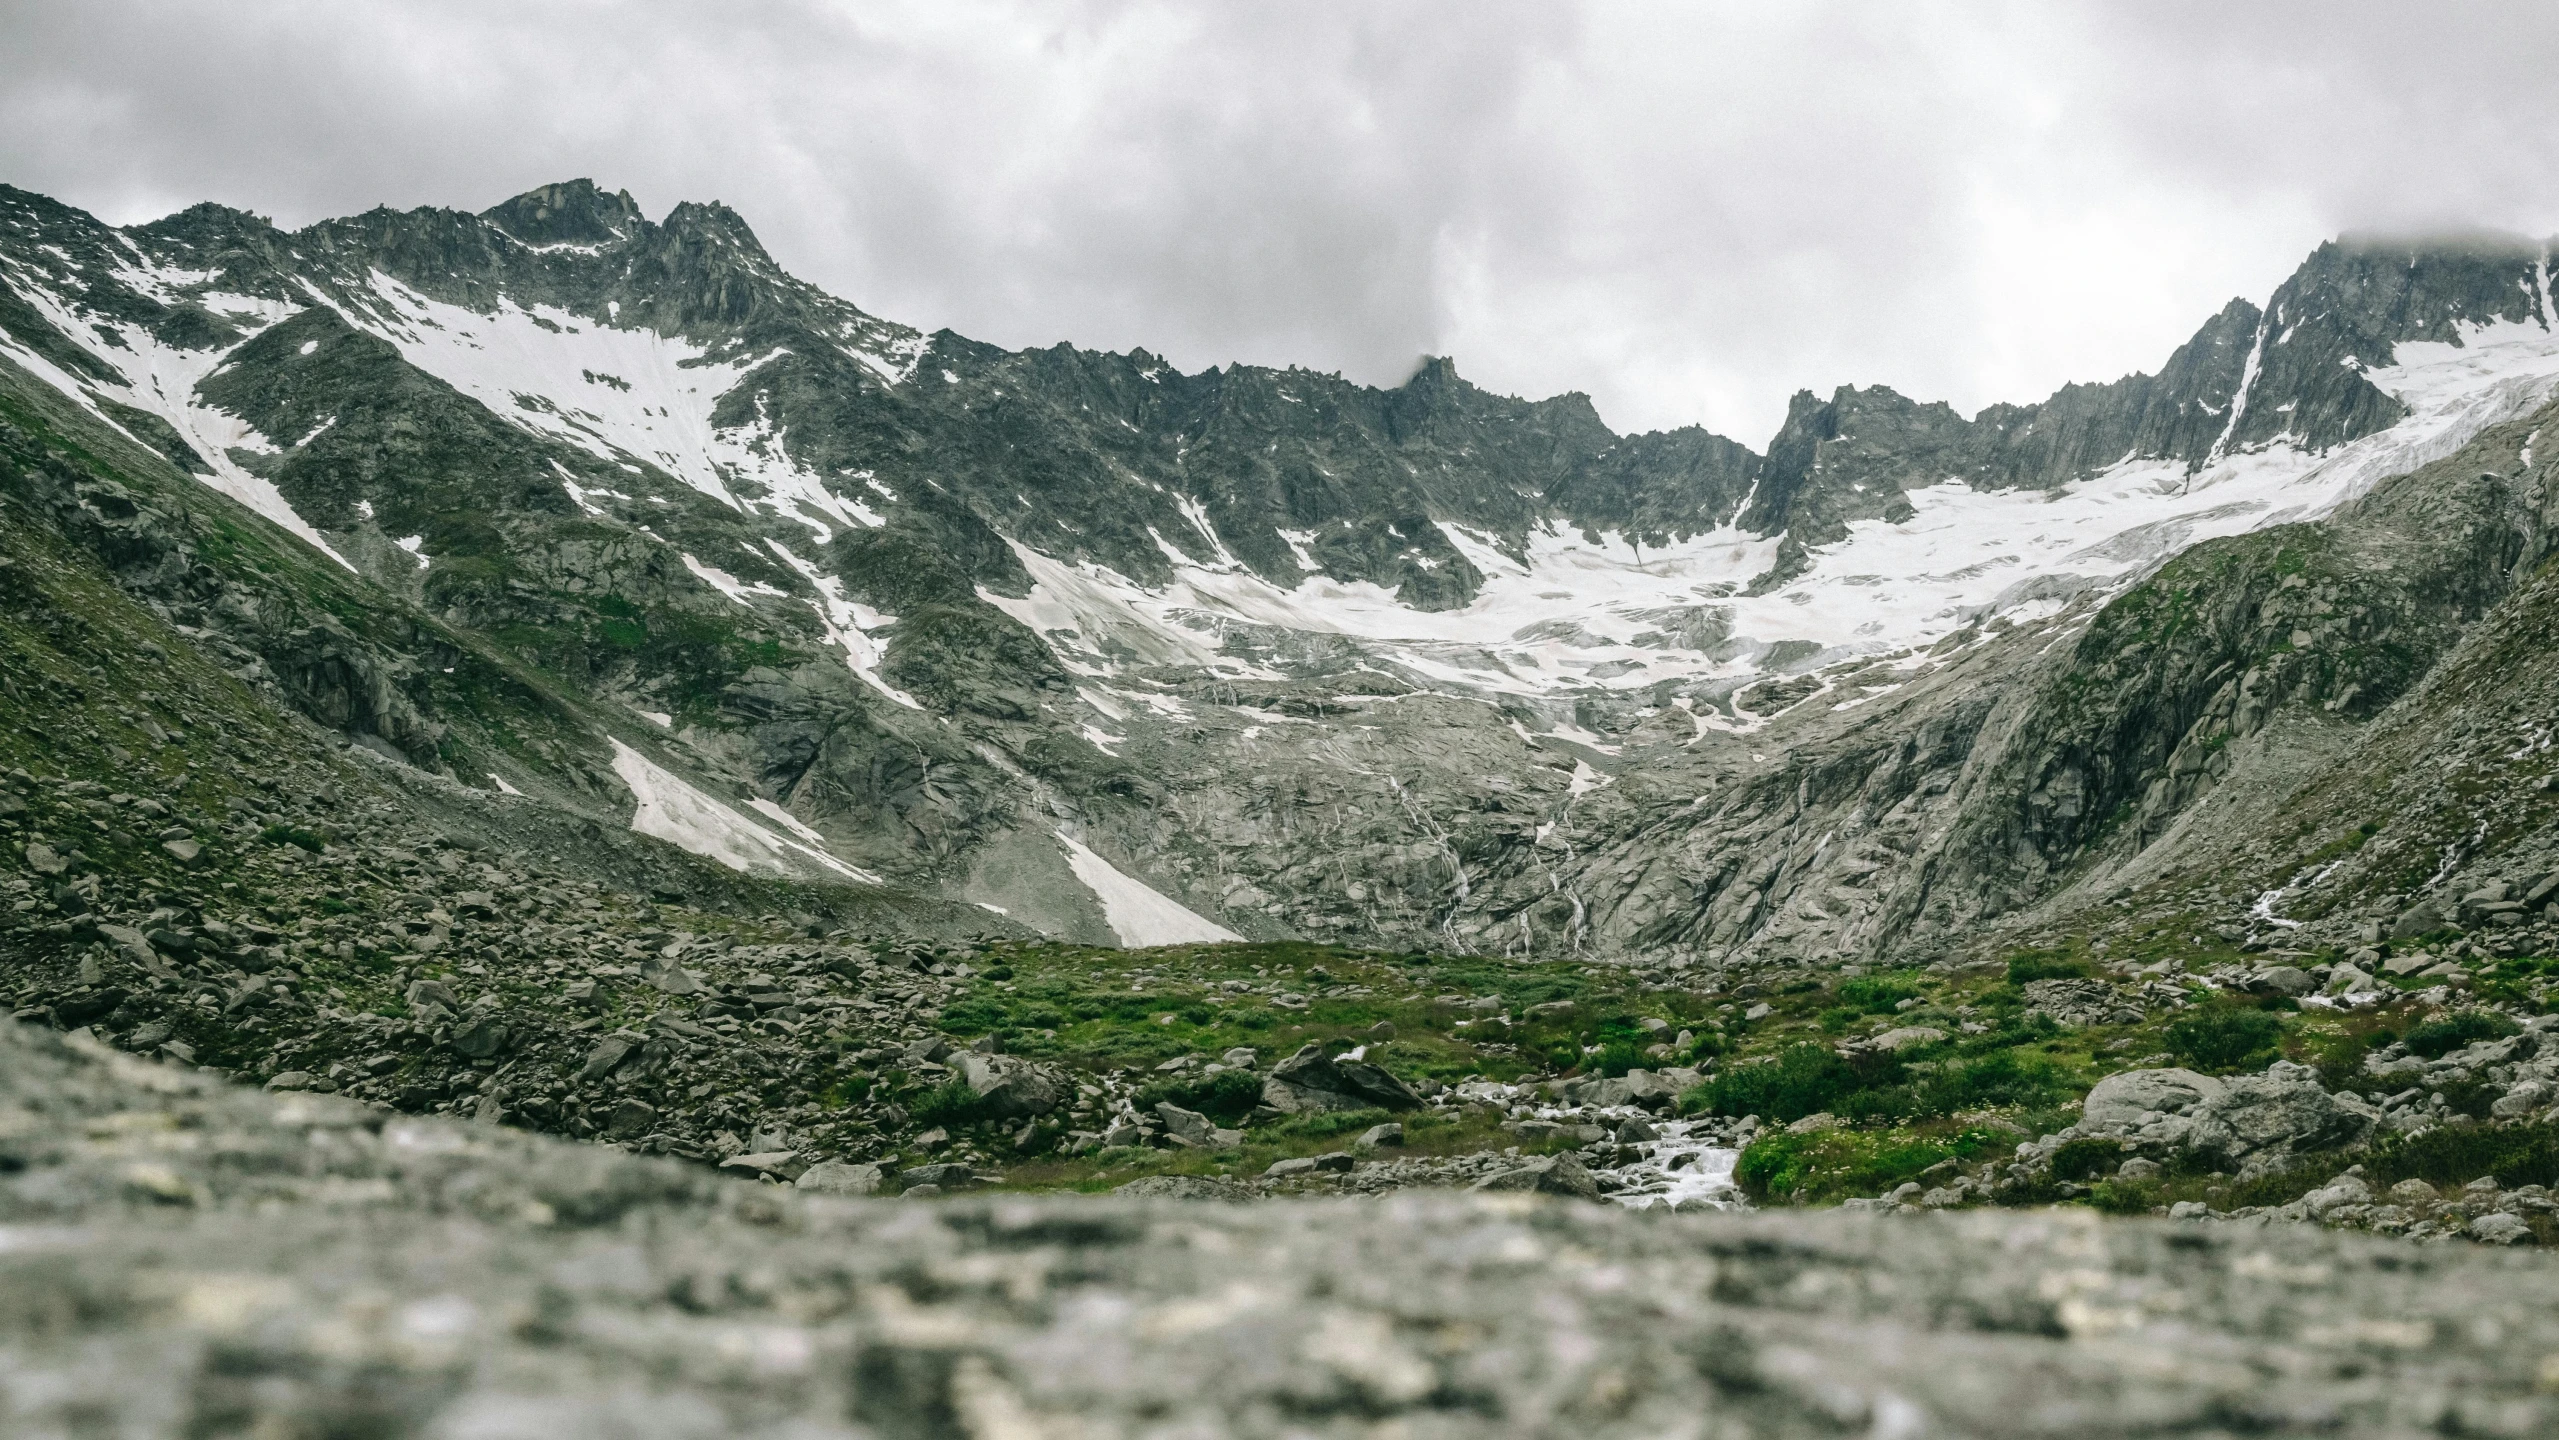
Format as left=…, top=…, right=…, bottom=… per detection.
left=1055, top=831, right=1240, bottom=947
left=610, top=739, right=877, bottom=884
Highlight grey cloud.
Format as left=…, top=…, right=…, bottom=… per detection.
left=3, top=1, right=2557, bottom=445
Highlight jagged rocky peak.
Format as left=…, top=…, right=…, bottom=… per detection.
left=480, top=178, right=646, bottom=249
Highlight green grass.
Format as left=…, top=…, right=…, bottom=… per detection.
left=1735, top=1124, right=2013, bottom=1204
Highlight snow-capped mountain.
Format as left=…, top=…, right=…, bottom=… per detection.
left=5, top=177, right=2558, bottom=965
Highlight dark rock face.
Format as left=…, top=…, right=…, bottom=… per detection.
left=7, top=1018, right=2559, bottom=1438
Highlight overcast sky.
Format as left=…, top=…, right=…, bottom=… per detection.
left=8, top=1, right=2559, bottom=443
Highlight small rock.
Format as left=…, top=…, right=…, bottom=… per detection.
left=719, top=1150, right=802, bottom=1179
left=1309, top=1151, right=1356, bottom=1173
left=1265, top=1157, right=1317, bottom=1178
left=1355, top=1123, right=1405, bottom=1149
left=263, top=1071, right=314, bottom=1092
left=160, top=838, right=201, bottom=864
left=1221, top=1047, right=1258, bottom=1069
left=1368, top=1021, right=1396, bottom=1040
left=1744, top=1002, right=1773, bottom=1021
left=638, top=955, right=701, bottom=995
left=2169, top=1201, right=2211, bottom=1220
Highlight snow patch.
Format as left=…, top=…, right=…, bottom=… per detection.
left=609, top=739, right=877, bottom=883
left=1055, top=831, right=1240, bottom=946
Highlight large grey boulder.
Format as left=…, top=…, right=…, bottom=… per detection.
left=2074, top=1063, right=2379, bottom=1175
left=954, top=1051, right=1064, bottom=1119
left=1260, top=1042, right=1423, bottom=1114
left=2188, top=1061, right=2380, bottom=1175
left=2079, top=1067, right=2224, bottom=1137
left=8, top=1019, right=2559, bottom=1436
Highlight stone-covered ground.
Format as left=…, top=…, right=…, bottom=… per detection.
left=7, top=1015, right=2559, bottom=1439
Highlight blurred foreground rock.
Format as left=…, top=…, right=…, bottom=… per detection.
left=4, top=1018, right=2557, bottom=1438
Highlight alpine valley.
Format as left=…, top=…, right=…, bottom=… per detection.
left=12, top=177, right=2559, bottom=1226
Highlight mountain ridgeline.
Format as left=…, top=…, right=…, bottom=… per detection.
left=4, top=175, right=2559, bottom=979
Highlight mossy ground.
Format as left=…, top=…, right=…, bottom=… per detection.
left=909, top=939, right=1715, bottom=1188
left=1686, top=938, right=2559, bottom=1208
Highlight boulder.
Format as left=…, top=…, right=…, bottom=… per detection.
left=1261, top=1043, right=1422, bottom=1114
left=2470, top=1213, right=2535, bottom=1246
left=2390, top=903, right=2445, bottom=940
left=954, top=1052, right=1064, bottom=1119
left=1869, top=1026, right=1946, bottom=1053
left=449, top=1014, right=510, bottom=1060
left=2079, top=1068, right=2224, bottom=1134
left=2187, top=1063, right=2379, bottom=1175
left=1155, top=1101, right=1215, bottom=1146
left=1470, top=1153, right=1602, bottom=1201
left=794, top=1161, right=883, bottom=1197
left=2255, top=966, right=2314, bottom=998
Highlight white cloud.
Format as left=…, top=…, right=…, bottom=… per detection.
left=7, top=1, right=2558, bottom=443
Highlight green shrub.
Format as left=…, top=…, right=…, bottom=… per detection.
left=1134, top=1067, right=1265, bottom=1124
left=1703, top=1043, right=1898, bottom=1123
left=908, top=1076, right=988, bottom=1129
left=1837, top=972, right=1922, bottom=1013
left=2087, top=1178, right=2156, bottom=1214
left=2165, top=1005, right=2284, bottom=1073
left=1587, top=1038, right=1644, bottom=1078
left=1836, top=1049, right=2073, bottom=1124
left=2007, top=953, right=2090, bottom=984
left=2401, top=1009, right=2519, bottom=1060
left=2366, top=1120, right=2559, bottom=1191
left=2048, top=1136, right=2124, bottom=1182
